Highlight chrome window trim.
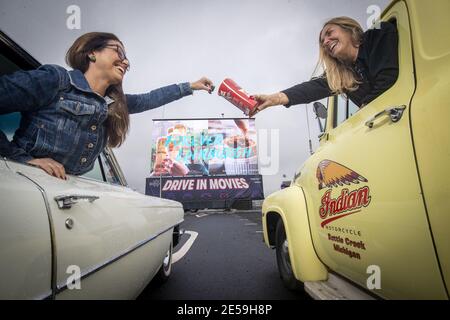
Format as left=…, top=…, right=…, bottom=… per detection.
left=103, top=147, right=128, bottom=187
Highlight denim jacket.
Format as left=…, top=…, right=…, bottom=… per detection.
left=0, top=64, right=193, bottom=175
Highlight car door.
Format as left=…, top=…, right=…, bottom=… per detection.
left=407, top=0, right=450, bottom=294
left=0, top=158, right=53, bottom=299
left=5, top=156, right=183, bottom=299
left=298, top=1, right=447, bottom=299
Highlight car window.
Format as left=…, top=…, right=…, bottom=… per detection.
left=334, top=95, right=360, bottom=128
left=335, top=95, right=348, bottom=127
left=0, top=51, right=23, bottom=146
left=0, top=51, right=21, bottom=76
left=348, top=98, right=359, bottom=118
left=81, top=152, right=122, bottom=185
left=0, top=51, right=23, bottom=139
left=1, top=45, right=111, bottom=185
left=0, top=111, right=109, bottom=185
left=333, top=20, right=398, bottom=129
left=81, top=157, right=105, bottom=182
left=100, top=151, right=121, bottom=185
left=1, top=37, right=125, bottom=187
left=0, top=112, right=21, bottom=140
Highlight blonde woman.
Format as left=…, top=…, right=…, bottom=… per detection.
left=0, top=32, right=214, bottom=179
left=249, top=17, right=398, bottom=116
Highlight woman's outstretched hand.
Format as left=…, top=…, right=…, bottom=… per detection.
left=249, top=92, right=289, bottom=117
left=27, top=157, right=67, bottom=180
left=190, top=77, right=215, bottom=93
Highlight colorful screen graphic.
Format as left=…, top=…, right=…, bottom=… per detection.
left=150, top=119, right=258, bottom=177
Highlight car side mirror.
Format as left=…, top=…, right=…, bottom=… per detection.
left=313, top=102, right=327, bottom=119
left=313, top=102, right=327, bottom=134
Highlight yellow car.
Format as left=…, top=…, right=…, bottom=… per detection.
left=262, top=0, right=450, bottom=300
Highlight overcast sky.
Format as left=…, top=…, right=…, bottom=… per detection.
left=0, top=0, right=390, bottom=196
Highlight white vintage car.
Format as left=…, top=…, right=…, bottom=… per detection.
left=0, top=30, right=184, bottom=299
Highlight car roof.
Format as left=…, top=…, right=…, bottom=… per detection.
left=0, top=29, right=41, bottom=71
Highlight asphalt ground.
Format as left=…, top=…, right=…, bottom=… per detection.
left=138, top=210, right=310, bottom=300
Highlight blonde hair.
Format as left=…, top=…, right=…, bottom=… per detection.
left=315, top=17, right=364, bottom=94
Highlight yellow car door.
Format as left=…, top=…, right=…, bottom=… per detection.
left=298, top=1, right=447, bottom=299
left=407, top=0, right=450, bottom=295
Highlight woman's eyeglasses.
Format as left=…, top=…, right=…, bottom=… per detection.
left=104, top=44, right=130, bottom=71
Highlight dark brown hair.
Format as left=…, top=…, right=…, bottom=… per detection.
left=65, top=32, right=129, bottom=148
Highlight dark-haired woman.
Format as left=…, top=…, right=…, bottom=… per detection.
left=0, top=32, right=214, bottom=179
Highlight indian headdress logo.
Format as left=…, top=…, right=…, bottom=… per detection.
left=316, top=160, right=371, bottom=228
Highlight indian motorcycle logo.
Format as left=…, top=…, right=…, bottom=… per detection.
left=316, top=160, right=372, bottom=228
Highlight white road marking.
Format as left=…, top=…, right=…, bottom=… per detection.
left=245, top=223, right=258, bottom=226
left=255, top=231, right=264, bottom=233
left=196, top=213, right=209, bottom=218
left=172, top=231, right=198, bottom=264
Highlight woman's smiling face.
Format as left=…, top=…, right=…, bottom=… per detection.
left=93, top=40, right=130, bottom=84
left=320, top=24, right=358, bottom=62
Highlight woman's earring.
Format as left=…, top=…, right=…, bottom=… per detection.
left=89, top=55, right=96, bottom=62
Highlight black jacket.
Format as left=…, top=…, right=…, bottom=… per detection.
left=282, top=21, right=399, bottom=108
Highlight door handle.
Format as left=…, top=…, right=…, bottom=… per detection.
left=365, top=105, right=406, bottom=128
left=54, top=195, right=99, bottom=210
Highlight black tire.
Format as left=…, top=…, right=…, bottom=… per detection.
left=155, top=242, right=173, bottom=284
left=275, top=219, right=304, bottom=291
